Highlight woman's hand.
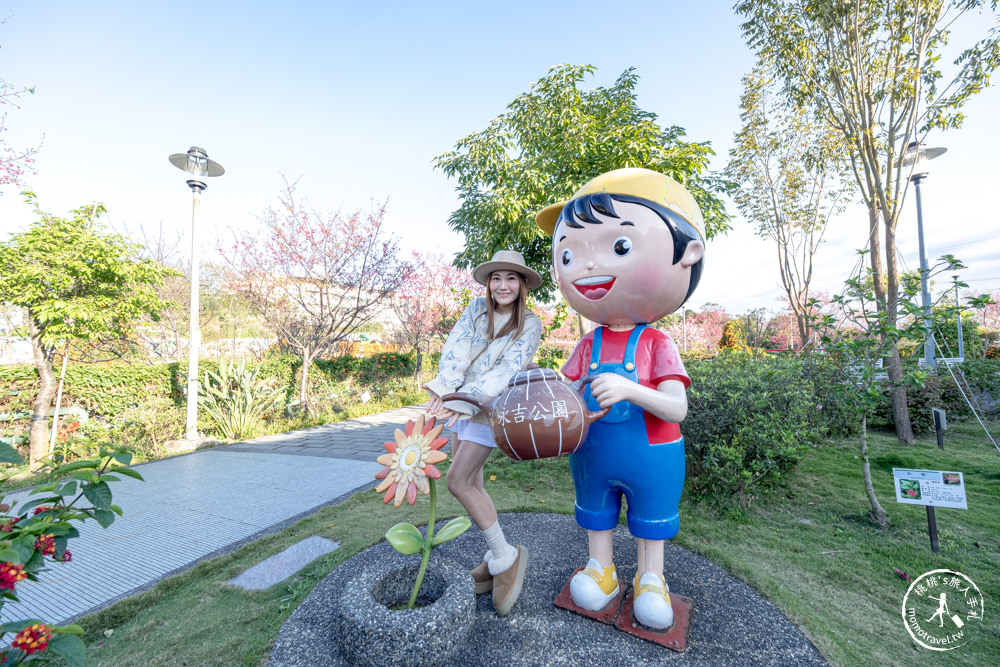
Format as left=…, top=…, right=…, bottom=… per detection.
left=422, top=385, right=461, bottom=427
left=423, top=385, right=444, bottom=414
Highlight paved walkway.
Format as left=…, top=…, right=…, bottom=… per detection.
left=2, top=404, right=426, bottom=626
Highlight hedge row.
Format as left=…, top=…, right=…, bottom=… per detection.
left=0, top=351, right=435, bottom=421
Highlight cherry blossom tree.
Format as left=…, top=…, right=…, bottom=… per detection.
left=768, top=292, right=836, bottom=350
left=391, top=252, right=480, bottom=382
left=659, top=303, right=729, bottom=353
left=0, top=34, right=37, bottom=192
left=220, top=181, right=408, bottom=410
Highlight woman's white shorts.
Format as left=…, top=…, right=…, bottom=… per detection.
left=451, top=419, right=496, bottom=448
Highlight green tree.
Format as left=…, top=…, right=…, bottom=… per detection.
left=735, top=0, right=1000, bottom=445
left=434, top=64, right=733, bottom=297
left=809, top=252, right=968, bottom=526
left=0, top=193, right=175, bottom=466
left=726, top=65, right=850, bottom=350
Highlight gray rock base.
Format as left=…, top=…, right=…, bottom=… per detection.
left=334, top=558, right=474, bottom=667
left=269, top=514, right=828, bottom=666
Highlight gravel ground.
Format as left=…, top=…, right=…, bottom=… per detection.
left=269, top=513, right=828, bottom=667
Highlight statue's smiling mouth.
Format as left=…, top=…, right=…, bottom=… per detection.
left=573, top=275, right=615, bottom=300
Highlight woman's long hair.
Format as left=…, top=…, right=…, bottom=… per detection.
left=485, top=271, right=530, bottom=341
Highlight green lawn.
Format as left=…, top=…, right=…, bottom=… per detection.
left=59, top=420, right=1000, bottom=666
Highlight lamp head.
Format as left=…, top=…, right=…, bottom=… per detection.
left=897, top=141, right=947, bottom=182
left=169, top=146, right=225, bottom=191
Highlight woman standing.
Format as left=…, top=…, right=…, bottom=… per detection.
left=423, top=250, right=542, bottom=616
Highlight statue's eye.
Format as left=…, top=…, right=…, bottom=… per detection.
left=613, top=237, right=632, bottom=256
left=561, top=249, right=573, bottom=266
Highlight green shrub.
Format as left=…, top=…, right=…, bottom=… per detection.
left=684, top=352, right=820, bottom=506
left=871, top=372, right=974, bottom=434
left=114, top=397, right=187, bottom=458
left=0, top=364, right=181, bottom=419
left=801, top=356, right=858, bottom=438
left=199, top=360, right=283, bottom=441
left=958, top=358, right=1000, bottom=415
left=1, top=350, right=431, bottom=446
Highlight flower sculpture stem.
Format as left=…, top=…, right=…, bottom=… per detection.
left=408, top=477, right=437, bottom=609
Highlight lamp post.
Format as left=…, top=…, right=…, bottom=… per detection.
left=898, top=141, right=946, bottom=372
left=681, top=308, right=687, bottom=353
left=168, top=147, right=225, bottom=440
left=953, top=275, right=965, bottom=361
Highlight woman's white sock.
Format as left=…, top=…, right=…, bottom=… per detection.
left=481, top=522, right=517, bottom=574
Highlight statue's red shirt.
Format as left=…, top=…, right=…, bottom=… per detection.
left=562, top=327, right=689, bottom=444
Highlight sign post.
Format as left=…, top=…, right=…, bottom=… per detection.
left=932, top=408, right=947, bottom=450
left=893, top=468, right=968, bottom=553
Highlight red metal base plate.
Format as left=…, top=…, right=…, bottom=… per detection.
left=615, top=585, right=693, bottom=652
left=553, top=568, right=693, bottom=652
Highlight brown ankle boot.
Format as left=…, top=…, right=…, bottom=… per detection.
left=492, top=545, right=528, bottom=616
left=470, top=561, right=492, bottom=594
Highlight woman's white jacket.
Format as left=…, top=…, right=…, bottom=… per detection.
left=423, top=297, right=542, bottom=425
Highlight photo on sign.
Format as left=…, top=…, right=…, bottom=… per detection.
left=943, top=473, right=960, bottom=485
left=899, top=479, right=922, bottom=500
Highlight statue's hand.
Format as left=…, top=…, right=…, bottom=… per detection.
left=589, top=373, right=636, bottom=408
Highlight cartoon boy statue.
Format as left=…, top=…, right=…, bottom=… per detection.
left=535, top=168, right=704, bottom=630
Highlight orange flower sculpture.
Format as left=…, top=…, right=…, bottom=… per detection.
left=375, top=414, right=449, bottom=508
left=373, top=413, right=471, bottom=609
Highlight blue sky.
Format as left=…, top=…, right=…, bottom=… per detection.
left=1, top=1, right=998, bottom=315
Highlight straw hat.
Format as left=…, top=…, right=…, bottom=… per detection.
left=535, top=167, right=704, bottom=238
left=472, top=250, right=542, bottom=289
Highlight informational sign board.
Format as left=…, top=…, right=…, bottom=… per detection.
left=893, top=468, right=968, bottom=510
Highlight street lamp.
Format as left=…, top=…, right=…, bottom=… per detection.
left=953, top=275, right=965, bottom=361
left=168, top=147, right=225, bottom=440
left=681, top=308, right=687, bottom=353
left=898, top=140, right=946, bottom=372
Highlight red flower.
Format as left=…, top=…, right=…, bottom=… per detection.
left=0, top=517, right=19, bottom=533
left=57, top=549, right=72, bottom=563
left=0, top=562, right=27, bottom=591
left=12, top=623, right=52, bottom=654
left=35, top=534, right=56, bottom=557
left=33, top=506, right=53, bottom=515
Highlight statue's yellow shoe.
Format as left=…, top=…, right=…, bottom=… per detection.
left=570, top=558, right=619, bottom=611
left=632, top=571, right=673, bottom=629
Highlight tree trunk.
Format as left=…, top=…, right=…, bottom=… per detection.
left=883, top=215, right=914, bottom=445
left=886, top=350, right=914, bottom=445
left=299, top=345, right=311, bottom=414
left=27, top=314, right=56, bottom=468
left=859, top=413, right=888, bottom=527
left=867, top=205, right=914, bottom=445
